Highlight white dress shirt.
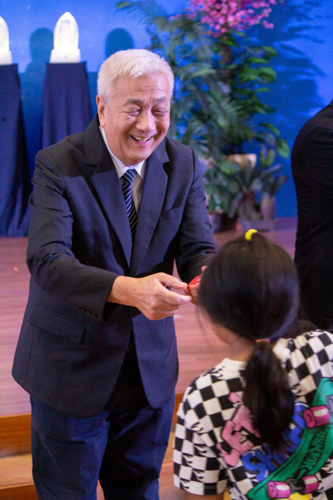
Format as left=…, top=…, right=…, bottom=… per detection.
left=100, top=126, right=146, bottom=211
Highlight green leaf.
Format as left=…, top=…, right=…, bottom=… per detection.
left=276, top=138, right=291, bottom=158
left=255, top=87, right=270, bottom=93
left=116, top=0, right=168, bottom=22
left=261, top=164, right=282, bottom=178
left=259, top=122, right=280, bottom=136
left=116, top=0, right=131, bottom=7
left=260, top=46, right=278, bottom=57
left=246, top=56, right=269, bottom=65
left=257, top=67, right=276, bottom=83
left=260, top=148, right=276, bottom=168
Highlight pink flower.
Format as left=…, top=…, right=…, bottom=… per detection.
left=262, top=20, right=274, bottom=28
left=186, top=0, right=279, bottom=34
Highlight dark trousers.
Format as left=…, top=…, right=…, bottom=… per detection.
left=30, top=349, right=175, bottom=500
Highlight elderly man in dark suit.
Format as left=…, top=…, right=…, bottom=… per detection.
left=12, top=49, right=217, bottom=499
left=292, top=101, right=333, bottom=330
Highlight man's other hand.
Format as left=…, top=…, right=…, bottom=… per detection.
left=107, top=273, right=191, bottom=320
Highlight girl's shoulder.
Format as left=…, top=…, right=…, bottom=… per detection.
left=284, top=329, right=333, bottom=352
left=180, top=358, right=245, bottom=418
left=186, top=357, right=245, bottom=393
left=274, top=330, right=333, bottom=373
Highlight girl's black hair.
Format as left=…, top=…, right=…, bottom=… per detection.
left=198, top=233, right=299, bottom=453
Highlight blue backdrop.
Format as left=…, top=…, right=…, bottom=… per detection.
left=0, top=0, right=332, bottom=217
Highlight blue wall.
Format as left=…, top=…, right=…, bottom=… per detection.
left=1, top=0, right=332, bottom=217
left=251, top=1, right=333, bottom=216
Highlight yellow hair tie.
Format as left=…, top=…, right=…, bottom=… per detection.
left=245, top=229, right=258, bottom=241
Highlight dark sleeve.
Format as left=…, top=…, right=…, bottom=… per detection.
left=176, top=148, right=218, bottom=283
left=292, top=121, right=333, bottom=328
left=26, top=149, right=117, bottom=322
left=292, top=123, right=333, bottom=215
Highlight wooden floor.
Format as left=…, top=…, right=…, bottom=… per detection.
left=0, top=217, right=297, bottom=499
left=0, top=217, right=297, bottom=416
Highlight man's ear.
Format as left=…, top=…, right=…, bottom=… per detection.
left=96, top=95, right=106, bottom=127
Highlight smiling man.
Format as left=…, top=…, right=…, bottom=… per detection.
left=12, top=49, right=217, bottom=500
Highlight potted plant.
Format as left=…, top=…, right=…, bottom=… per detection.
left=204, top=146, right=288, bottom=231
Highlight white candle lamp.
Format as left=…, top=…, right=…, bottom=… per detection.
left=50, top=12, right=81, bottom=63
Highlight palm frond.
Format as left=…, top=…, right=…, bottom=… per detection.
left=116, top=0, right=168, bottom=23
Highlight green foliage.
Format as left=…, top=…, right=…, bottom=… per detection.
left=204, top=151, right=288, bottom=219
left=116, top=0, right=167, bottom=22
left=116, top=0, right=290, bottom=216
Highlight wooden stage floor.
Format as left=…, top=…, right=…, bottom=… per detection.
left=0, top=217, right=297, bottom=417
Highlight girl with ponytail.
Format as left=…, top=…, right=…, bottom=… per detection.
left=174, top=230, right=333, bottom=500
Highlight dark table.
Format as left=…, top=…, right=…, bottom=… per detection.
left=0, top=64, right=30, bottom=236
left=41, top=62, right=92, bottom=148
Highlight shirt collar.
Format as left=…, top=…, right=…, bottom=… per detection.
left=99, top=126, right=146, bottom=179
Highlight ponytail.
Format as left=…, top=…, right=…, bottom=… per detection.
left=243, top=341, right=294, bottom=453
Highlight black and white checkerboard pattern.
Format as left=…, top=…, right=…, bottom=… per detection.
left=173, top=331, right=333, bottom=499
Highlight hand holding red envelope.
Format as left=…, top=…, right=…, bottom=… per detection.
left=185, top=274, right=203, bottom=305
left=188, top=275, right=202, bottom=287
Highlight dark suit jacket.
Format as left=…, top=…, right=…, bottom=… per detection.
left=12, top=115, right=217, bottom=418
left=292, top=100, right=333, bottom=329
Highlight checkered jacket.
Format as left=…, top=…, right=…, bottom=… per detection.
left=173, top=331, right=333, bottom=499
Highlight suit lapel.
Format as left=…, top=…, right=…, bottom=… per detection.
left=131, top=143, right=169, bottom=275
left=83, top=116, right=132, bottom=266
left=91, top=159, right=132, bottom=266
left=82, top=117, right=170, bottom=272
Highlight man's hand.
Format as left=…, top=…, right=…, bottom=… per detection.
left=185, top=266, right=207, bottom=305
left=107, top=273, right=192, bottom=320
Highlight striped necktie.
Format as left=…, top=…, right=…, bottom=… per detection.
left=121, top=168, right=138, bottom=353
left=121, top=168, right=138, bottom=239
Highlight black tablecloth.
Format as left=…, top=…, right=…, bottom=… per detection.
left=0, top=64, right=30, bottom=236
left=41, top=62, right=92, bottom=148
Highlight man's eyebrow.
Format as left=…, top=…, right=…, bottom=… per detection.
left=124, top=97, right=169, bottom=105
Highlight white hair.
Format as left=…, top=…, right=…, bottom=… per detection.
left=97, top=49, right=174, bottom=101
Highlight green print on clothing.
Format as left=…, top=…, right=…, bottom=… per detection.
left=246, top=378, right=333, bottom=500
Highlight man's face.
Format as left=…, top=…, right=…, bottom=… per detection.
left=97, top=73, right=171, bottom=166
